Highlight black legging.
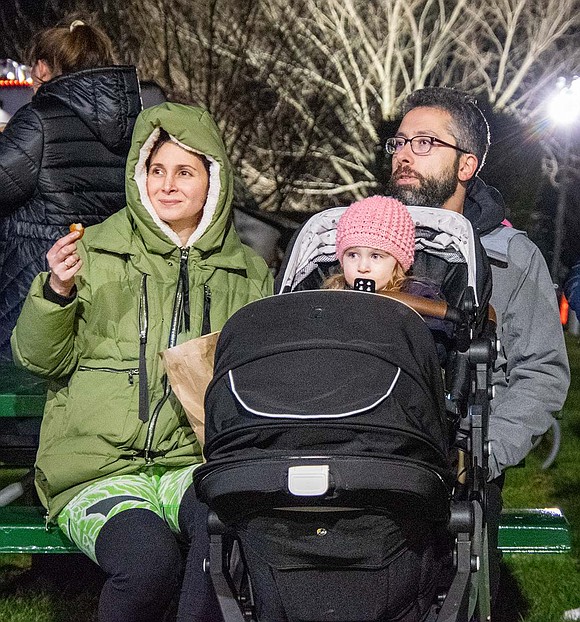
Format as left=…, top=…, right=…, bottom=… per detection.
left=176, top=484, right=223, bottom=621
left=94, top=483, right=221, bottom=622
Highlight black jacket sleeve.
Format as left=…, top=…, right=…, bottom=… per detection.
left=0, top=106, right=43, bottom=216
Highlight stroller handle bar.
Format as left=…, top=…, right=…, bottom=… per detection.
left=380, top=291, right=497, bottom=330
left=380, top=291, right=462, bottom=324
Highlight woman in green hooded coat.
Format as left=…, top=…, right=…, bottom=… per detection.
left=12, top=103, right=273, bottom=622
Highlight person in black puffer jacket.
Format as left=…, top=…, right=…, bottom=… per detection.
left=0, top=18, right=141, bottom=362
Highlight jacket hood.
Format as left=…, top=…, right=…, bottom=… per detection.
left=463, top=177, right=506, bottom=236
left=124, top=103, right=234, bottom=252
left=35, top=66, right=141, bottom=153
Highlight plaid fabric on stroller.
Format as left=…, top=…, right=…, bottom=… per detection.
left=193, top=206, right=496, bottom=622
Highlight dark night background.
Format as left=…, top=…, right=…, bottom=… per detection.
left=1, top=0, right=580, bottom=273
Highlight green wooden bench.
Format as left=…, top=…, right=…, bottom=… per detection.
left=0, top=364, right=572, bottom=557
left=0, top=365, right=79, bottom=553
left=0, top=505, right=571, bottom=556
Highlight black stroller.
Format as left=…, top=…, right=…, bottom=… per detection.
left=193, top=206, right=496, bottom=622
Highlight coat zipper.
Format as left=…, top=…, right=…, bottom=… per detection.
left=202, top=283, right=212, bottom=336
left=143, top=247, right=191, bottom=461
left=179, top=247, right=191, bottom=332
left=138, top=274, right=150, bottom=422
left=77, top=365, right=140, bottom=385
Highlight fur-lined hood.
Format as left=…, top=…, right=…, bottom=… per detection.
left=125, top=102, right=234, bottom=253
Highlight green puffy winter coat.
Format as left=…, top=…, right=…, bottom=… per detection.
left=12, top=103, right=273, bottom=519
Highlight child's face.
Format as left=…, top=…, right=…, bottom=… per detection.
left=342, top=246, right=398, bottom=291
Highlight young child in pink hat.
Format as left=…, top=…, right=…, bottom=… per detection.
left=324, top=195, right=452, bottom=359
left=324, top=195, right=415, bottom=293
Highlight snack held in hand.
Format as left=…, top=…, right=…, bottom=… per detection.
left=69, top=223, right=84, bottom=238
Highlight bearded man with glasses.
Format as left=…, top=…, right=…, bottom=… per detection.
left=386, top=87, right=570, bottom=610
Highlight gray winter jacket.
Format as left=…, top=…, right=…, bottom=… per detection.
left=465, top=179, right=570, bottom=479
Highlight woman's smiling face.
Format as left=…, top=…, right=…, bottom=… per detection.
left=146, top=141, right=210, bottom=245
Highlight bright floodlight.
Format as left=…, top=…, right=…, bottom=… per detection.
left=549, top=76, right=580, bottom=125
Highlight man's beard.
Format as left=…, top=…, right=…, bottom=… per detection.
left=386, top=159, right=459, bottom=208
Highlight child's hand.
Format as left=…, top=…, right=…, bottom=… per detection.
left=47, top=230, right=84, bottom=297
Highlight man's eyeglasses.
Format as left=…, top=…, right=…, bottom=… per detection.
left=385, top=135, right=470, bottom=156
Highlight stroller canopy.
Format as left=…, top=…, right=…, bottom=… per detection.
left=199, top=291, right=453, bottom=522
left=209, top=290, right=445, bottom=423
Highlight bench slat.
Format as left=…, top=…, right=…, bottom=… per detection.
left=0, top=365, right=46, bottom=418
left=0, top=506, right=79, bottom=554
left=498, top=508, right=572, bottom=554
left=0, top=395, right=46, bottom=418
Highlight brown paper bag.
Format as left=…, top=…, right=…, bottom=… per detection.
left=160, top=331, right=220, bottom=447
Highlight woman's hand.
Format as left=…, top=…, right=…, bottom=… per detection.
left=47, top=230, right=84, bottom=297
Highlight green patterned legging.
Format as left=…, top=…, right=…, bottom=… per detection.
left=58, top=464, right=199, bottom=563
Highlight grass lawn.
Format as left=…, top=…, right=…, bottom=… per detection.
left=494, top=334, right=580, bottom=622
left=0, top=554, right=102, bottom=622
left=1, top=337, right=580, bottom=621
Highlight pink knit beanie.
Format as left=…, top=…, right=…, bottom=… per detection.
left=335, top=196, right=415, bottom=271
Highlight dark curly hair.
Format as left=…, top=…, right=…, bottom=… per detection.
left=402, top=87, right=490, bottom=173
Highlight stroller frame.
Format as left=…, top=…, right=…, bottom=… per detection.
left=195, top=206, right=497, bottom=622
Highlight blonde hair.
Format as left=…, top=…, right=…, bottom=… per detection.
left=27, top=19, right=115, bottom=77
left=322, top=262, right=408, bottom=293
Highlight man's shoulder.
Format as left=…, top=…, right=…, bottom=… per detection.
left=480, top=225, right=531, bottom=263
left=483, top=226, right=553, bottom=294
